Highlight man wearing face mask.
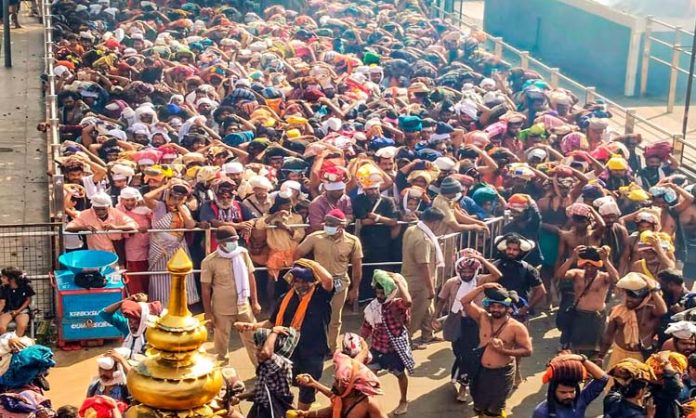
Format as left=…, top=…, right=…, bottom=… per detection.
left=307, top=169, right=354, bottom=232
left=201, top=226, right=261, bottom=365
left=295, top=209, right=363, bottom=353
left=115, top=187, right=151, bottom=295
left=234, top=259, right=334, bottom=411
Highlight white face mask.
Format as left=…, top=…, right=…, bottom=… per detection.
left=222, top=241, right=238, bottom=252
left=450, top=193, right=462, bottom=202
left=324, top=225, right=339, bottom=236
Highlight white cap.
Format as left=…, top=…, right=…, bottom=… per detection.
left=323, top=117, right=342, bottom=132
left=222, top=161, right=244, bottom=175
left=375, top=146, right=398, bottom=159
left=480, top=78, right=496, bottom=89
left=248, top=175, right=273, bottom=191
left=90, top=192, right=113, bottom=208
left=433, top=156, right=456, bottom=171
left=119, top=187, right=142, bottom=200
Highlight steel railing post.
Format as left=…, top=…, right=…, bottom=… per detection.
left=640, top=16, right=653, bottom=96
left=667, top=43, right=681, bottom=113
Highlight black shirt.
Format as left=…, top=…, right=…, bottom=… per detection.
left=0, top=284, right=35, bottom=312
left=270, top=286, right=334, bottom=357
left=352, top=194, right=398, bottom=253
left=603, top=391, right=647, bottom=418
left=493, top=258, right=542, bottom=300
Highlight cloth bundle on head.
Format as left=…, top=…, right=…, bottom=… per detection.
left=606, top=155, right=629, bottom=171
left=482, top=286, right=512, bottom=308
left=322, top=166, right=348, bottom=191
left=608, top=358, right=656, bottom=386
left=455, top=249, right=482, bottom=275
left=109, top=163, right=134, bottom=181
left=407, top=170, right=433, bottom=185
left=646, top=351, right=687, bottom=376
left=341, top=333, right=372, bottom=363
left=495, top=233, right=535, bottom=253
left=594, top=196, right=621, bottom=216
left=560, top=132, right=589, bottom=154
left=90, top=192, right=113, bottom=208
left=566, top=202, right=592, bottom=218
left=542, top=357, right=587, bottom=384
left=252, top=327, right=299, bottom=358
left=616, top=272, right=652, bottom=292
left=356, top=164, right=382, bottom=189
left=507, top=163, right=535, bottom=181
left=472, top=186, right=497, bottom=205
left=665, top=320, right=696, bottom=340
left=639, top=230, right=674, bottom=253
left=283, top=263, right=316, bottom=284
left=398, top=115, right=422, bottom=133
left=644, top=140, right=672, bottom=159
left=248, top=175, right=273, bottom=191
left=333, top=352, right=382, bottom=398
left=371, top=269, right=397, bottom=297
left=79, top=396, right=127, bottom=418
left=649, top=186, right=678, bottom=205
left=577, top=246, right=604, bottom=268
left=507, top=193, right=532, bottom=211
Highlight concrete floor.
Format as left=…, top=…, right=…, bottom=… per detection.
left=0, top=12, right=49, bottom=224
left=46, top=309, right=605, bottom=417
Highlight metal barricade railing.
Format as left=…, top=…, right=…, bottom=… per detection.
left=428, top=2, right=696, bottom=175
left=640, top=16, right=696, bottom=113
left=0, top=224, right=62, bottom=316
left=62, top=216, right=509, bottom=286
left=41, top=0, right=60, bottom=222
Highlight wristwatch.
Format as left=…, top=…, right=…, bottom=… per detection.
left=579, top=354, right=588, bottom=363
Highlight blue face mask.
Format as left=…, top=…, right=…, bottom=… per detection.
left=222, top=241, right=238, bottom=252
left=324, top=225, right=338, bottom=236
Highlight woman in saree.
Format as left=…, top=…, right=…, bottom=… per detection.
left=143, top=180, right=200, bottom=306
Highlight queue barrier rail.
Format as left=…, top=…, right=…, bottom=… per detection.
left=429, top=2, right=696, bottom=174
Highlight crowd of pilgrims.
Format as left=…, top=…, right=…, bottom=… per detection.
left=6, top=0, right=696, bottom=416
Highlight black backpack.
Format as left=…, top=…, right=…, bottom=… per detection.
left=74, top=271, right=107, bottom=289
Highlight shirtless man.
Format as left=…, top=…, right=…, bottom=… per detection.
left=598, top=273, right=668, bottom=368
left=680, top=198, right=696, bottom=285
left=629, top=231, right=676, bottom=279
left=553, top=203, right=605, bottom=279
left=619, top=208, right=661, bottom=275
left=660, top=320, right=696, bottom=357
left=648, top=181, right=693, bottom=235
left=296, top=353, right=388, bottom=418
left=556, top=245, right=619, bottom=360
left=462, top=283, right=533, bottom=418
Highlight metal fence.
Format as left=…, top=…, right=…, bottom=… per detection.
left=429, top=2, right=696, bottom=177
left=640, top=16, right=695, bottom=113
left=61, top=215, right=507, bottom=280
left=0, top=224, right=61, bottom=316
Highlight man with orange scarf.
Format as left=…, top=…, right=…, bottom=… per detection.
left=234, top=259, right=333, bottom=411
left=599, top=273, right=668, bottom=368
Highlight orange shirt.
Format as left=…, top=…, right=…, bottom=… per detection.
left=67, top=208, right=138, bottom=252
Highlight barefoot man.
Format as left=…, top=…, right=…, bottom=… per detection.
left=599, top=272, right=668, bottom=368
left=556, top=245, right=619, bottom=360
left=462, top=283, right=533, bottom=418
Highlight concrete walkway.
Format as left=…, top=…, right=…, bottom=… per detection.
left=0, top=13, right=49, bottom=224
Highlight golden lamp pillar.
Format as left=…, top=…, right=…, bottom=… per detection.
left=126, top=248, right=223, bottom=418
